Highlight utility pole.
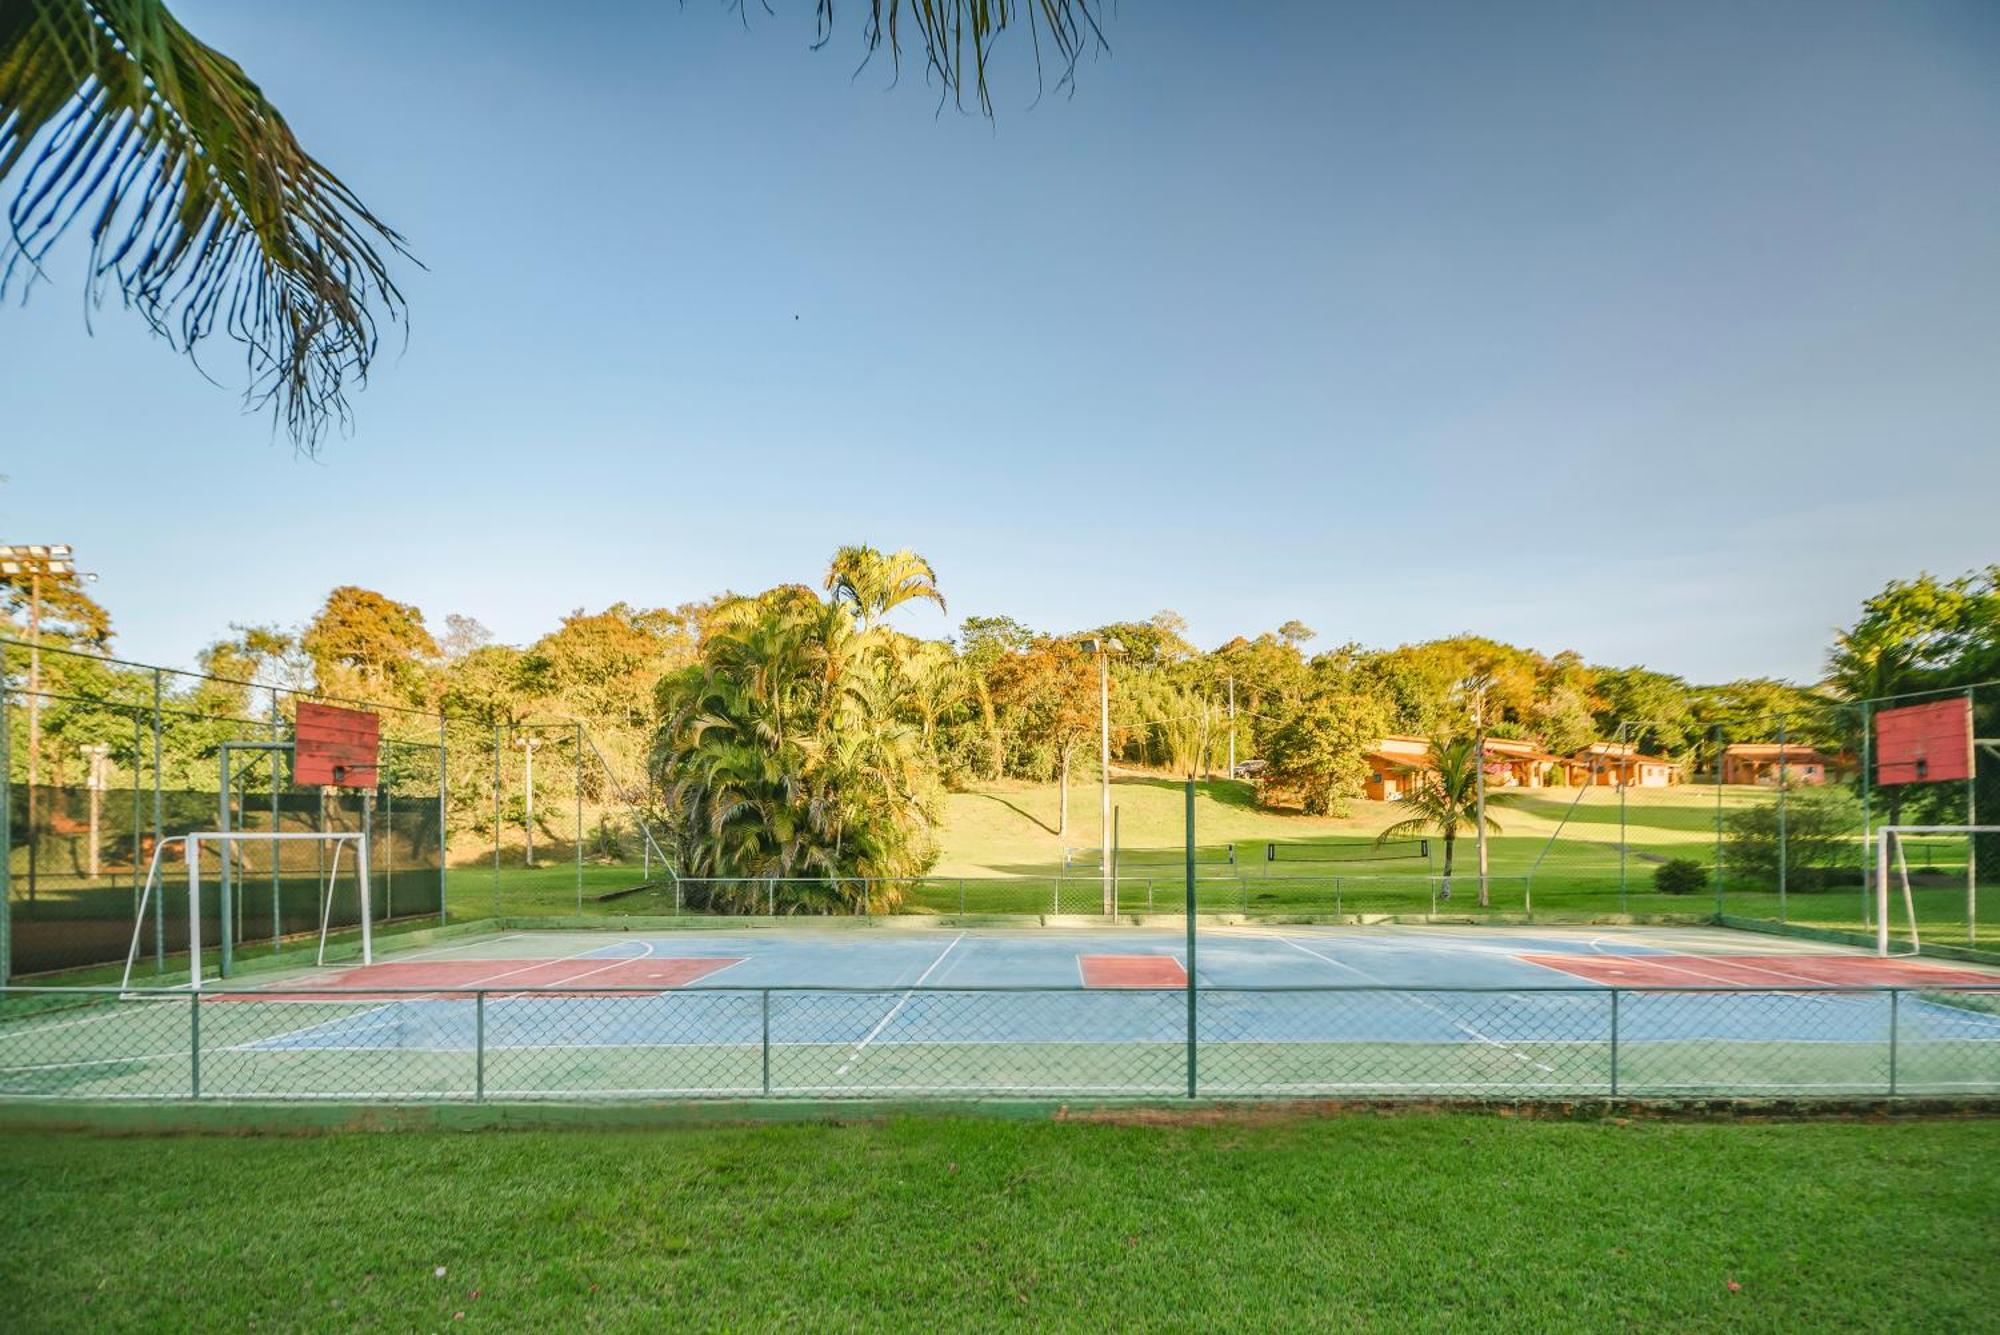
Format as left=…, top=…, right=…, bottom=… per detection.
left=1099, top=641, right=1113, bottom=916
left=1080, top=637, right=1120, bottom=916
left=1, top=545, right=97, bottom=903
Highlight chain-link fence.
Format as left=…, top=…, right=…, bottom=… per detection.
left=3, top=642, right=448, bottom=980
left=1, top=982, right=1992, bottom=1101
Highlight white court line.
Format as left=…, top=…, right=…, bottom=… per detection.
left=1272, top=935, right=1557, bottom=1073
left=1585, top=952, right=1862, bottom=990
left=833, top=933, right=966, bottom=1076
left=0, top=999, right=187, bottom=1042
left=220, top=939, right=657, bottom=1052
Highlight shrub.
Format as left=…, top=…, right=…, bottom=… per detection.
left=1723, top=785, right=1862, bottom=891
left=1654, top=858, right=1707, bottom=895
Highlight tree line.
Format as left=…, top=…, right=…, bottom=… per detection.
left=4, top=553, right=1995, bottom=895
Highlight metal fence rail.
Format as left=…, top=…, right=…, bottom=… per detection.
left=2, top=983, right=1994, bottom=1102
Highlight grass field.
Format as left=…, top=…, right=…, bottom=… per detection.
left=435, top=772, right=1992, bottom=948
left=0, top=1113, right=1994, bottom=1329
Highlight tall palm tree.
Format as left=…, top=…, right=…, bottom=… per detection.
left=824, top=546, right=947, bottom=629
left=4, top=2, right=1106, bottom=449
left=653, top=564, right=941, bottom=912
left=1377, top=736, right=1502, bottom=906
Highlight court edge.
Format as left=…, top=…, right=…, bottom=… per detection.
left=2, top=1094, right=1997, bottom=1137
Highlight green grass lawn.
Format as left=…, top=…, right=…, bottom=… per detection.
left=1, top=1114, right=1994, bottom=1330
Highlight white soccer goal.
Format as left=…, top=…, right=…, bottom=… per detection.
left=121, top=831, right=372, bottom=991
left=1875, top=825, right=1996, bottom=957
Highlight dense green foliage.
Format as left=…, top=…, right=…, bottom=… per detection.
left=650, top=558, right=945, bottom=907
left=1724, top=786, right=1867, bottom=891
left=1, top=1116, right=1995, bottom=1329
left=5, top=560, right=1996, bottom=883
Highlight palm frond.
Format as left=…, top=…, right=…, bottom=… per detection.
left=825, top=0, right=1110, bottom=118
left=0, top=0, right=409, bottom=451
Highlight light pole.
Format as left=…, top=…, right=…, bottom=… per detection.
left=1080, top=638, right=1121, bottom=915
left=514, top=732, right=541, bottom=867
left=1, top=545, right=98, bottom=902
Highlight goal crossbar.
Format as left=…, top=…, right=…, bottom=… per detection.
left=1875, top=825, right=1997, bottom=957
left=121, top=831, right=372, bottom=992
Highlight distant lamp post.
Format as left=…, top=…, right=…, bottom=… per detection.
left=1, top=545, right=98, bottom=902
left=1079, top=637, right=1123, bottom=915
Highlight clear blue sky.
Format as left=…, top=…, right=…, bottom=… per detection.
left=4, top=0, right=1996, bottom=682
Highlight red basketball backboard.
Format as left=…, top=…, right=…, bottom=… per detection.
left=294, top=701, right=380, bottom=788
left=1874, top=697, right=1972, bottom=786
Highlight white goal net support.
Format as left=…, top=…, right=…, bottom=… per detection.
left=1874, top=824, right=1996, bottom=957
left=121, top=831, right=372, bottom=992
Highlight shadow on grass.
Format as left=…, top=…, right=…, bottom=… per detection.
left=970, top=790, right=1058, bottom=836
left=1109, top=773, right=1262, bottom=811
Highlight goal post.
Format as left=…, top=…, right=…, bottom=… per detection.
left=121, top=830, right=371, bottom=991
left=1875, top=825, right=1999, bottom=957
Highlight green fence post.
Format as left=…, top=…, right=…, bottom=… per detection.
left=491, top=725, right=501, bottom=921
left=152, top=668, right=164, bottom=968
left=761, top=989, right=772, bottom=1096
left=0, top=681, right=10, bottom=983
left=1185, top=778, right=1198, bottom=1100
left=574, top=724, right=583, bottom=913
left=1860, top=701, right=1873, bottom=933
left=189, top=993, right=201, bottom=1099
left=1712, top=724, right=1726, bottom=920
left=1887, top=989, right=1899, bottom=1097
left=1777, top=717, right=1789, bottom=924
left=438, top=716, right=449, bottom=927
left=1608, top=989, right=1620, bottom=1098
left=475, top=990, right=487, bottom=1101
left=268, top=698, right=281, bottom=952
left=959, top=878, right=966, bottom=915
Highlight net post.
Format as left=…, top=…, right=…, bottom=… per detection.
left=1184, top=777, right=1197, bottom=1100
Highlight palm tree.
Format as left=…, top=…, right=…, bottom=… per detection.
left=653, top=560, right=942, bottom=912
left=3, top=2, right=1106, bottom=450
left=824, top=546, right=946, bottom=629
left=1377, top=736, right=1502, bottom=906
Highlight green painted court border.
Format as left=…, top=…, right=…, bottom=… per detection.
left=2, top=1094, right=1996, bottom=1137
left=1717, top=915, right=2000, bottom=967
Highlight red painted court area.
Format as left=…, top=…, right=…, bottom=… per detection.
left=1525, top=953, right=1998, bottom=988
left=221, top=956, right=743, bottom=1001
left=1080, top=955, right=1188, bottom=988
